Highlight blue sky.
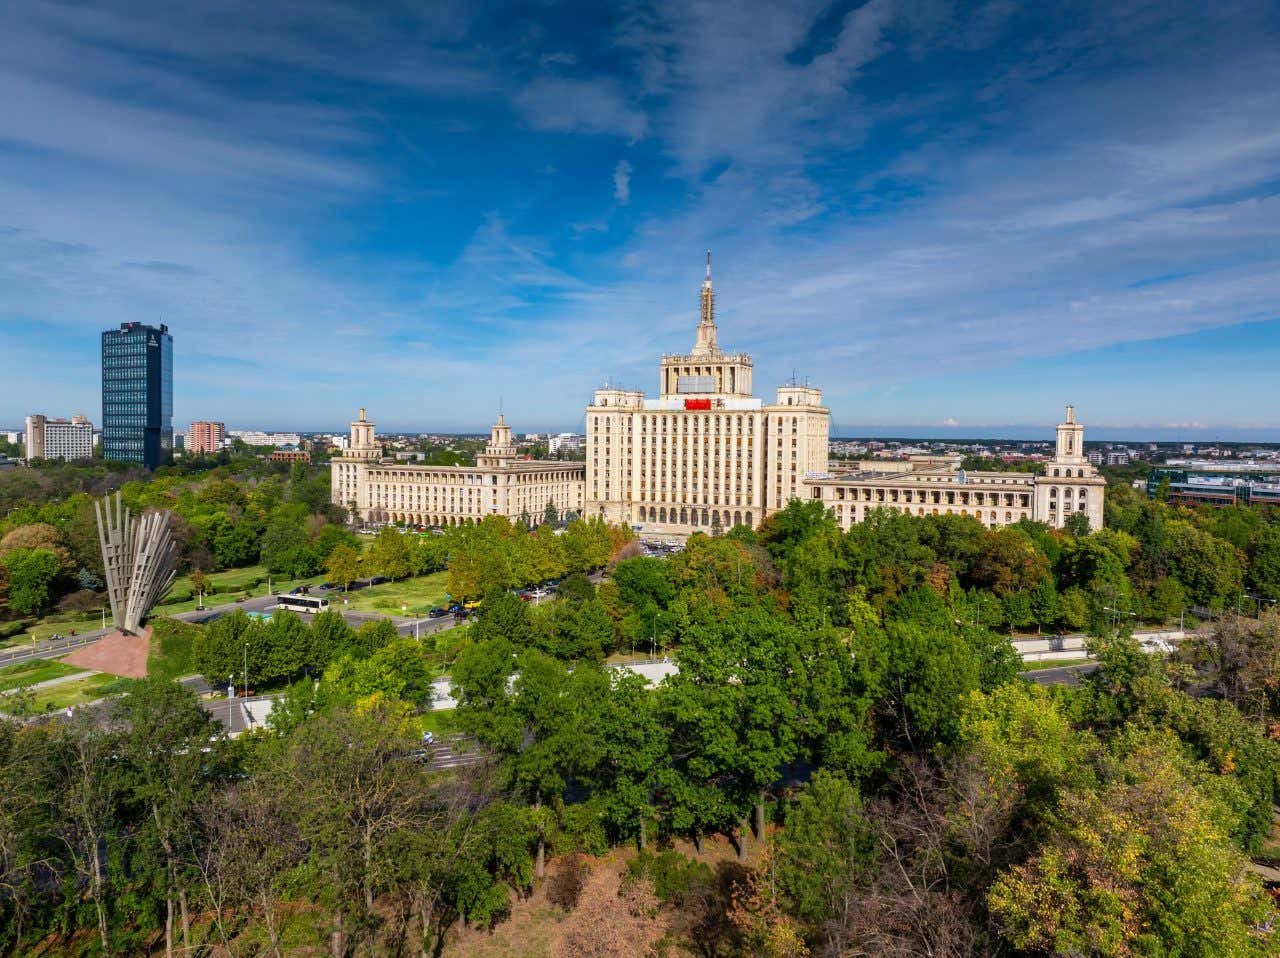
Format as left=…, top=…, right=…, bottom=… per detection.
left=1, top=0, right=1278, bottom=438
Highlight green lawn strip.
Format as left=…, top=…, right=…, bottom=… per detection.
left=147, top=617, right=204, bottom=681
left=419, top=709, right=458, bottom=735
left=0, top=658, right=86, bottom=693
left=25, top=674, right=134, bottom=712
left=338, top=571, right=451, bottom=617
left=157, top=565, right=328, bottom=614
left=1020, top=657, right=1093, bottom=671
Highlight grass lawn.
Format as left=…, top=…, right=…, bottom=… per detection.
left=0, top=658, right=86, bottom=693
left=148, top=618, right=203, bottom=681
left=22, top=615, right=104, bottom=643
left=1021, top=657, right=1093, bottom=671
left=155, top=565, right=328, bottom=616
left=19, top=673, right=133, bottom=712
left=340, top=571, right=451, bottom=617
left=419, top=709, right=459, bottom=735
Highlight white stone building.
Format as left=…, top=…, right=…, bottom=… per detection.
left=24, top=414, right=94, bottom=461
left=331, top=410, right=584, bottom=527
left=808, top=406, right=1105, bottom=531
left=585, top=254, right=830, bottom=536
left=587, top=256, right=1104, bottom=537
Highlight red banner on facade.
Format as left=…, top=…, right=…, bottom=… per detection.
left=684, top=398, right=712, bottom=410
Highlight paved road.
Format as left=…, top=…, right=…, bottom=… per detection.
left=1022, top=662, right=1099, bottom=687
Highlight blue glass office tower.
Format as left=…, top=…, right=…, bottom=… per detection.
left=101, top=322, right=173, bottom=468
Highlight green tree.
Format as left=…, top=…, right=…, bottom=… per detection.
left=324, top=542, right=362, bottom=591
left=366, top=527, right=415, bottom=581
left=659, top=608, right=801, bottom=855
left=973, top=528, right=1050, bottom=598
left=591, top=671, right=668, bottom=848
left=1063, top=510, right=1091, bottom=537
left=877, top=618, right=982, bottom=749
left=1246, top=524, right=1280, bottom=602
left=775, top=770, right=875, bottom=928
left=321, top=639, right=435, bottom=708
left=112, top=677, right=224, bottom=958
left=259, top=513, right=312, bottom=575
left=988, top=739, right=1276, bottom=957
left=1028, top=578, right=1059, bottom=632
left=1, top=548, right=61, bottom=615
left=470, top=590, right=534, bottom=645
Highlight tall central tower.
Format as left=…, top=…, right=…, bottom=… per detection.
left=693, top=250, right=718, bottom=356
left=586, top=253, right=828, bottom=538
left=659, top=251, right=753, bottom=398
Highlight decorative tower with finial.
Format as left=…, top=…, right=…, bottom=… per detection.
left=1054, top=404, right=1086, bottom=464
left=693, top=248, right=718, bottom=356
left=478, top=410, right=518, bottom=467
left=348, top=407, right=380, bottom=461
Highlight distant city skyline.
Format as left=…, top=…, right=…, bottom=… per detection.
left=1, top=1, right=1278, bottom=433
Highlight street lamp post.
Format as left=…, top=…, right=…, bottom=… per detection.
left=243, top=644, right=248, bottom=700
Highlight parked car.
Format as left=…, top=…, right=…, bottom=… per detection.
left=428, top=607, right=447, bottom=619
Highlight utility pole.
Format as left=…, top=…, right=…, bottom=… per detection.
left=243, top=643, right=248, bottom=699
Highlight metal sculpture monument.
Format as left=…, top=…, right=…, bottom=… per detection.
left=95, top=492, right=178, bottom=635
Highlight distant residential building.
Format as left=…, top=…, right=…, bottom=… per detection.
left=228, top=430, right=302, bottom=447
left=188, top=421, right=227, bottom=454
left=1106, top=451, right=1131, bottom=466
left=102, top=322, right=173, bottom=468
left=269, top=447, right=311, bottom=463
left=173, top=432, right=185, bottom=451
left=1087, top=450, right=1104, bottom=465
left=24, top=414, right=94, bottom=461
left=1, top=430, right=20, bottom=446
left=327, top=434, right=350, bottom=450
left=548, top=432, right=586, bottom=453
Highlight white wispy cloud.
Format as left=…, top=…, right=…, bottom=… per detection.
left=613, top=160, right=633, bottom=204
left=2, top=0, right=1279, bottom=432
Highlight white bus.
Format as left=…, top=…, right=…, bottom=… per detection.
left=275, top=594, right=330, bottom=614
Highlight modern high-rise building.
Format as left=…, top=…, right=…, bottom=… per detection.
left=188, top=420, right=226, bottom=454
left=23, top=414, right=94, bottom=461
left=101, top=322, right=173, bottom=469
